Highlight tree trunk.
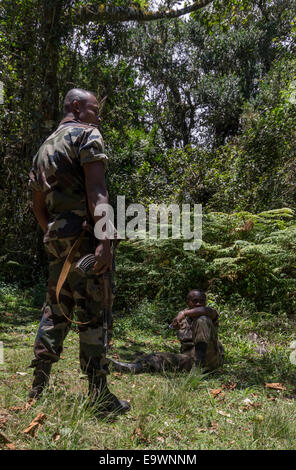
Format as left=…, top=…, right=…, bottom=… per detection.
left=39, top=0, right=64, bottom=137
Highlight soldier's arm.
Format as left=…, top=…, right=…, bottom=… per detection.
left=184, top=306, right=218, bottom=321
left=32, top=190, right=49, bottom=233
left=84, top=160, right=112, bottom=273
left=84, top=160, right=108, bottom=223
left=174, top=306, right=218, bottom=326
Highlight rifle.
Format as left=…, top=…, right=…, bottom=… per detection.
left=75, top=251, right=115, bottom=353
left=56, top=227, right=116, bottom=338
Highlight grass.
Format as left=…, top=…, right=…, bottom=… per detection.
left=1, top=282, right=296, bottom=450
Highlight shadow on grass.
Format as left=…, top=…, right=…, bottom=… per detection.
left=0, top=308, right=41, bottom=328
left=0, top=282, right=45, bottom=328
left=113, top=330, right=179, bottom=362
left=110, top=346, right=296, bottom=396
left=0, top=337, right=32, bottom=349
left=114, top=343, right=152, bottom=362
left=215, top=352, right=296, bottom=393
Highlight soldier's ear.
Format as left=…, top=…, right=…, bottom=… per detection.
left=72, top=99, right=80, bottom=114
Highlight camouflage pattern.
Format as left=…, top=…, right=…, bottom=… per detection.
left=131, top=316, right=224, bottom=373
left=28, top=120, right=114, bottom=380
left=31, top=232, right=115, bottom=377
left=178, top=315, right=224, bottom=370
left=29, top=119, right=108, bottom=243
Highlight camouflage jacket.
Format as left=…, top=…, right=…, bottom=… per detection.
left=29, top=119, right=108, bottom=243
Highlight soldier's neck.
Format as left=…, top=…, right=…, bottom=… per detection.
left=60, top=114, right=98, bottom=128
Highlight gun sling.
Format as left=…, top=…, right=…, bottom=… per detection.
left=55, top=230, right=94, bottom=326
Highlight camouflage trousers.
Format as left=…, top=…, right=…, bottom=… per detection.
left=30, top=233, right=114, bottom=378
left=133, top=316, right=224, bottom=373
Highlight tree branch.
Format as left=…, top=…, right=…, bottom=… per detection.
left=70, top=1, right=213, bottom=25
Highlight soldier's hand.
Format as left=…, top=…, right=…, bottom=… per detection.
left=172, top=311, right=186, bottom=328
left=93, top=240, right=112, bottom=275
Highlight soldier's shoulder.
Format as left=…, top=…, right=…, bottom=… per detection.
left=63, top=123, right=103, bottom=142
left=38, top=124, right=103, bottom=155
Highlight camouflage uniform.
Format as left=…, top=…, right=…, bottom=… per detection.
left=29, top=119, right=111, bottom=379
left=177, top=315, right=224, bottom=370
left=124, top=316, right=224, bottom=373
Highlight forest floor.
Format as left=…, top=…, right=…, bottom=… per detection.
left=1, top=282, right=296, bottom=451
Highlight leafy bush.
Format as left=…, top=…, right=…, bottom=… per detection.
left=114, top=209, right=296, bottom=317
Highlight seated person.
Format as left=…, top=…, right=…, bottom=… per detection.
left=110, top=289, right=224, bottom=373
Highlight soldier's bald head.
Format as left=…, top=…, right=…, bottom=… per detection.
left=63, top=88, right=94, bottom=115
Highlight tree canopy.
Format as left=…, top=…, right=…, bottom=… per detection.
left=0, top=0, right=295, bottom=281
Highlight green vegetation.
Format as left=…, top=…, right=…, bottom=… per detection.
left=115, top=209, right=296, bottom=315
left=1, top=1, right=296, bottom=279
left=0, top=0, right=296, bottom=451
left=1, top=211, right=296, bottom=450
left=1, top=281, right=296, bottom=450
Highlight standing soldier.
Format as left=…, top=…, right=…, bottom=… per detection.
left=28, top=88, right=130, bottom=415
